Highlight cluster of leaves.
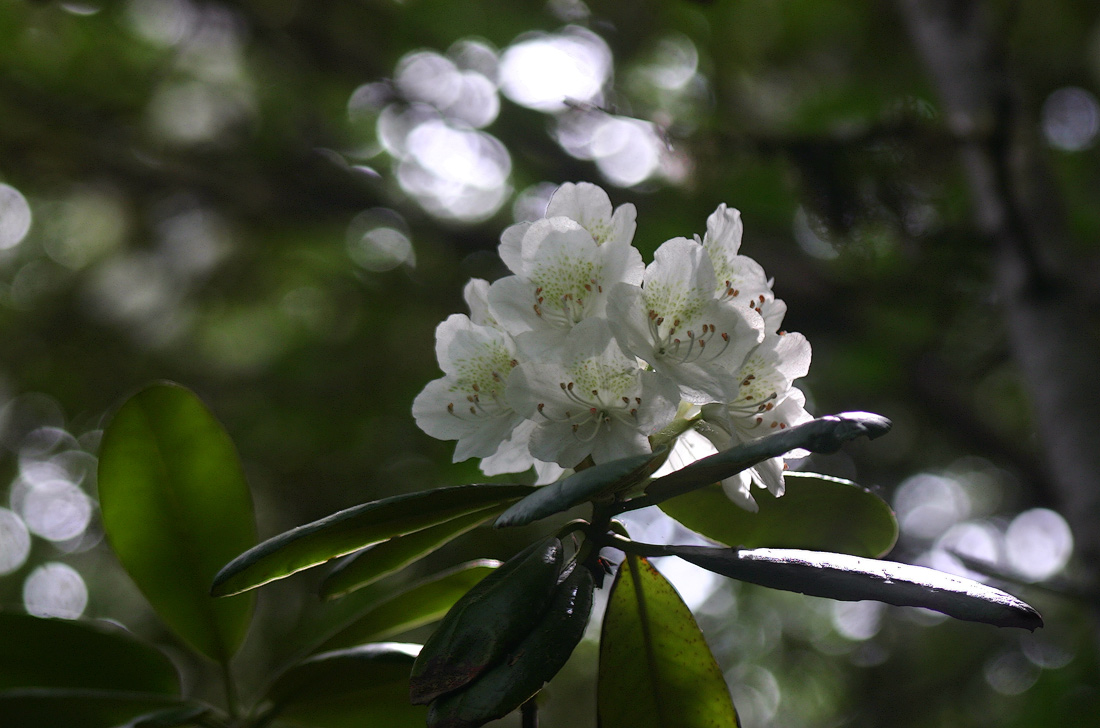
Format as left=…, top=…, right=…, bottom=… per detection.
left=0, top=382, right=1042, bottom=728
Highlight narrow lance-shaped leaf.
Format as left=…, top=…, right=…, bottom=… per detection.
left=0, top=613, right=179, bottom=695
left=666, top=545, right=1043, bottom=630
left=320, top=505, right=503, bottom=600
left=629, top=411, right=891, bottom=510
left=98, top=382, right=256, bottom=664
left=660, top=472, right=898, bottom=558
left=212, top=483, right=535, bottom=597
left=495, top=448, right=668, bottom=528
left=319, top=561, right=501, bottom=651
left=598, top=554, right=738, bottom=728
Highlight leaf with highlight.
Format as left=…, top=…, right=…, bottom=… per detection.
left=319, top=561, right=500, bottom=650
left=98, top=382, right=256, bottom=663
left=660, top=472, right=898, bottom=557
left=495, top=449, right=668, bottom=528
left=320, top=506, right=501, bottom=600
left=212, top=484, right=534, bottom=597
left=668, top=545, right=1043, bottom=629
left=598, top=554, right=738, bottom=728
left=268, top=643, right=425, bottom=728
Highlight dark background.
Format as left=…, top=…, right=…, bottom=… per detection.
left=1, top=0, right=1098, bottom=725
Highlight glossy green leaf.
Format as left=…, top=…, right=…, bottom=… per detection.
left=270, top=644, right=426, bottom=728
left=638, top=412, right=891, bottom=507
left=495, top=448, right=669, bottom=528
left=320, top=505, right=502, bottom=600
left=598, top=554, right=738, bottom=728
left=212, top=483, right=535, bottom=597
left=667, top=545, right=1043, bottom=630
left=427, top=565, right=595, bottom=728
left=0, top=689, right=188, bottom=728
left=410, top=538, right=563, bottom=705
left=319, top=560, right=500, bottom=651
left=659, top=471, right=898, bottom=557
left=97, top=382, right=257, bottom=663
left=0, top=613, right=179, bottom=695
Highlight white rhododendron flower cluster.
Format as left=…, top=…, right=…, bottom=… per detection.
left=413, top=182, right=812, bottom=510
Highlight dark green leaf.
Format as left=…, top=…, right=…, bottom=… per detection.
left=410, top=538, right=562, bottom=705
left=271, top=642, right=420, bottom=704
left=270, top=644, right=426, bottom=728
left=637, top=412, right=891, bottom=508
left=427, top=565, right=595, bottom=728
left=660, top=471, right=898, bottom=557
left=668, top=545, right=1043, bottom=629
left=97, top=382, right=257, bottom=663
left=0, top=613, right=179, bottom=695
left=212, top=484, right=535, bottom=597
left=598, top=554, right=738, bottom=728
left=320, top=505, right=502, bottom=600
left=0, top=689, right=188, bottom=728
left=319, top=560, right=500, bottom=651
left=495, top=448, right=668, bottom=528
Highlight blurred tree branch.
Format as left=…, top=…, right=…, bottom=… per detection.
left=899, top=0, right=1100, bottom=614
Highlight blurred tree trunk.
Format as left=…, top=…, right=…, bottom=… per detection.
left=899, top=0, right=1100, bottom=610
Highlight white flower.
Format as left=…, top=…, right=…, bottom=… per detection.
left=698, top=331, right=813, bottom=508
left=488, top=215, right=643, bottom=356
left=607, top=237, right=764, bottom=403
left=700, top=204, right=787, bottom=333
left=412, top=314, right=526, bottom=462
left=506, top=318, right=679, bottom=468
left=499, top=182, right=637, bottom=274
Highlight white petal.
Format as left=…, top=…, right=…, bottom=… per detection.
left=413, top=377, right=477, bottom=443
left=721, top=471, right=759, bottom=512
left=634, top=369, right=682, bottom=434
left=499, top=221, right=529, bottom=275
left=643, top=237, right=716, bottom=320
left=703, top=203, right=743, bottom=255
left=751, top=456, right=786, bottom=497
left=479, top=419, right=537, bottom=475
left=487, top=275, right=540, bottom=336
left=591, top=423, right=650, bottom=464
left=433, top=314, right=478, bottom=375
left=463, top=278, right=494, bottom=327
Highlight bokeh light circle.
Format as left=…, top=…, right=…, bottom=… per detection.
left=0, top=508, right=31, bottom=575
left=1005, top=507, right=1073, bottom=581
left=20, top=479, right=93, bottom=542
left=499, top=28, right=611, bottom=112
left=23, top=562, right=88, bottom=619
left=0, top=183, right=33, bottom=250
left=1041, top=86, right=1100, bottom=151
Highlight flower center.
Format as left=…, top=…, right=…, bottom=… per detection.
left=445, top=346, right=518, bottom=421
left=529, top=254, right=602, bottom=327
left=536, top=363, right=642, bottom=443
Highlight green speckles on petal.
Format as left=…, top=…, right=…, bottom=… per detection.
left=530, top=252, right=603, bottom=324
left=452, top=341, right=516, bottom=398
left=569, top=359, right=638, bottom=403
left=644, top=281, right=709, bottom=324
